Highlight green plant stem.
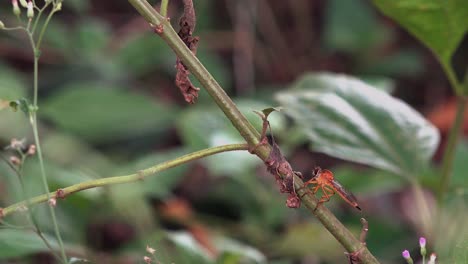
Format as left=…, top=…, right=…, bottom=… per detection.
left=1, top=144, right=249, bottom=217
left=16, top=156, right=61, bottom=260
left=36, top=7, right=57, bottom=50
left=28, top=38, right=68, bottom=263
left=160, top=0, right=169, bottom=17
left=127, top=1, right=380, bottom=263
left=31, top=116, right=67, bottom=263
left=24, top=6, right=69, bottom=262
left=438, top=96, right=467, bottom=203
left=411, top=180, right=432, bottom=235
left=441, top=61, right=463, bottom=96
left=31, top=1, right=52, bottom=34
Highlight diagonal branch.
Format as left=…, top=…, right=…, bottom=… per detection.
left=127, top=0, right=379, bottom=263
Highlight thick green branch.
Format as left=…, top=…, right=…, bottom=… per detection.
left=1, top=144, right=248, bottom=217
left=127, top=1, right=380, bottom=263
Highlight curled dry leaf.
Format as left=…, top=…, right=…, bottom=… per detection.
left=175, top=0, right=200, bottom=104
left=258, top=109, right=300, bottom=208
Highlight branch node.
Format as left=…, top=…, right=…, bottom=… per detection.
left=153, top=24, right=164, bottom=34
left=345, top=218, right=369, bottom=263
left=255, top=110, right=300, bottom=208
left=55, top=189, right=66, bottom=199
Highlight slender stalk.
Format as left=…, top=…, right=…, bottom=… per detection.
left=31, top=1, right=52, bottom=34
left=441, top=61, right=463, bottom=96
left=36, top=7, right=57, bottom=50
left=127, top=1, right=380, bottom=263
left=438, top=96, right=467, bottom=203
left=160, top=0, right=169, bottom=17
left=31, top=116, right=67, bottom=263
left=29, top=36, right=68, bottom=264
left=1, top=144, right=249, bottom=217
left=25, top=4, right=69, bottom=261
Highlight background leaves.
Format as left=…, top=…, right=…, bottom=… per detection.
left=276, top=73, right=440, bottom=176
left=42, top=84, right=177, bottom=143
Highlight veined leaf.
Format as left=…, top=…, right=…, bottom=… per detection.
left=372, top=0, right=468, bottom=63
left=275, top=73, right=440, bottom=176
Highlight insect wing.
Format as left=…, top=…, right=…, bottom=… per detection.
left=330, top=180, right=361, bottom=210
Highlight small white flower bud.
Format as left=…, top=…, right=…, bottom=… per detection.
left=55, top=2, right=62, bottom=11
left=27, top=144, right=36, bottom=155
left=27, top=1, right=34, bottom=19
left=12, top=0, right=21, bottom=16
left=143, top=256, right=152, bottom=263
left=9, top=156, right=21, bottom=166
left=0, top=21, right=5, bottom=29
left=48, top=198, right=57, bottom=207
left=10, top=138, right=25, bottom=150
left=19, top=0, right=27, bottom=8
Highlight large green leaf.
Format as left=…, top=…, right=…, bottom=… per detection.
left=114, top=33, right=174, bottom=77
left=0, top=230, right=57, bottom=258
left=372, top=0, right=468, bottom=62
left=42, top=84, right=177, bottom=142
left=275, top=73, right=439, bottom=176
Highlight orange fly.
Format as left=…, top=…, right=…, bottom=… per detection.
left=302, top=167, right=361, bottom=211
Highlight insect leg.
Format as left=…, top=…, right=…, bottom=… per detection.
left=319, top=185, right=335, bottom=203
left=313, top=185, right=336, bottom=211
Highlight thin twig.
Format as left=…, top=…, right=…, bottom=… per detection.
left=1, top=144, right=249, bottom=217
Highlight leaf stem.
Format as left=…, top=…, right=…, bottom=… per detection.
left=36, top=7, right=57, bottom=50
left=26, top=9, right=68, bottom=261
left=441, top=61, right=463, bottom=96
left=127, top=1, right=380, bottom=263
left=28, top=35, right=68, bottom=264
left=30, top=115, right=67, bottom=263
left=31, top=1, right=52, bottom=34
left=1, top=144, right=249, bottom=217
left=437, top=96, right=467, bottom=203
left=160, top=0, right=169, bottom=17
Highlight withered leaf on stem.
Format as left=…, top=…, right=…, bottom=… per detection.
left=175, top=0, right=200, bottom=104
left=258, top=109, right=300, bottom=208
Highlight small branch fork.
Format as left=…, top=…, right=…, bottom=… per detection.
left=346, top=218, right=369, bottom=264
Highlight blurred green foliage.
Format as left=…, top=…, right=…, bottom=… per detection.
left=0, top=0, right=467, bottom=263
